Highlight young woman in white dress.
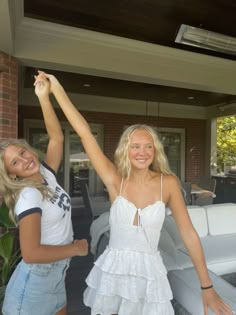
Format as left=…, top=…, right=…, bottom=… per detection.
left=42, top=72, right=233, bottom=315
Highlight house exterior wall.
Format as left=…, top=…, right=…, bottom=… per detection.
left=0, top=51, right=18, bottom=139
left=19, top=105, right=206, bottom=183
left=0, top=51, right=207, bottom=184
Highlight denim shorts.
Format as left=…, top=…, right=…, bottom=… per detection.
left=2, top=258, right=70, bottom=315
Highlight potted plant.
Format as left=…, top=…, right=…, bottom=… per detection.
left=0, top=202, right=21, bottom=308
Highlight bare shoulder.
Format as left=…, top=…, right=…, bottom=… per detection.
left=163, top=174, right=179, bottom=187
left=149, top=172, right=178, bottom=186
left=162, top=174, right=181, bottom=204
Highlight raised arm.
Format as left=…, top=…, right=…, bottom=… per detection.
left=167, top=176, right=233, bottom=315
left=43, top=73, right=119, bottom=189
left=34, top=71, right=63, bottom=173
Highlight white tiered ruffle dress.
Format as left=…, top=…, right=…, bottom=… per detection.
left=84, top=192, right=174, bottom=315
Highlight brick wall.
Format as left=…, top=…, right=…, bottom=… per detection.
left=0, top=51, right=18, bottom=139
left=19, top=106, right=206, bottom=182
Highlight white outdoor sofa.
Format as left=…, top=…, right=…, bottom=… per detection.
left=159, top=203, right=236, bottom=314
left=89, top=203, right=236, bottom=314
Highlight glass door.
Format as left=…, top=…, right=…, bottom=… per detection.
left=68, top=127, right=104, bottom=197
left=24, top=120, right=104, bottom=195
left=158, top=132, right=181, bottom=176
left=27, top=127, right=64, bottom=187
left=157, top=127, right=185, bottom=180
left=69, top=131, right=89, bottom=197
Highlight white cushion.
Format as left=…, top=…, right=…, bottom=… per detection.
left=163, top=215, right=183, bottom=249
left=165, top=207, right=172, bottom=216
left=168, top=267, right=236, bottom=315
left=159, top=228, right=176, bottom=256
left=179, top=234, right=236, bottom=275
left=204, top=203, right=236, bottom=235
left=159, top=228, right=188, bottom=271
left=163, top=206, right=208, bottom=249
left=187, top=206, right=208, bottom=237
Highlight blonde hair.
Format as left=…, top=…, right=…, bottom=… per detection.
left=114, top=124, right=175, bottom=178
left=0, top=139, right=52, bottom=218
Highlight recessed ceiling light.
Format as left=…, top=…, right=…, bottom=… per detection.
left=188, top=96, right=195, bottom=100
left=83, top=83, right=91, bottom=88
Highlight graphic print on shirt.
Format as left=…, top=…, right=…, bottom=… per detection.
left=50, top=185, right=71, bottom=218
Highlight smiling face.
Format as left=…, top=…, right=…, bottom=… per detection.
left=128, top=129, right=155, bottom=171
left=3, top=144, right=41, bottom=180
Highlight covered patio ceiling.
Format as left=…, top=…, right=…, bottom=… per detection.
left=1, top=0, right=236, bottom=113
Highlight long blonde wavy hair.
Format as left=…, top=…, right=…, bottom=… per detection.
left=114, top=124, right=176, bottom=179
left=0, top=139, right=52, bottom=218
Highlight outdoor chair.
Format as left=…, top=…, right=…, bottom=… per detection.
left=79, top=179, right=110, bottom=220
left=193, top=176, right=216, bottom=206
left=180, top=181, right=192, bottom=206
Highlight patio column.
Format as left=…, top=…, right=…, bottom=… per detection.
left=0, top=51, right=18, bottom=139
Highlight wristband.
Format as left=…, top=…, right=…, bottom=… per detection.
left=201, top=284, right=213, bottom=290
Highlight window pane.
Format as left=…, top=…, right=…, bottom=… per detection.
left=69, top=131, right=98, bottom=196
left=28, top=128, right=64, bottom=187
left=158, top=132, right=181, bottom=177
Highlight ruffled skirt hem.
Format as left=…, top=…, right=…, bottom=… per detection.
left=84, top=288, right=174, bottom=315
left=83, top=247, right=174, bottom=315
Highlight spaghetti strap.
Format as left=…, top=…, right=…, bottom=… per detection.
left=160, top=174, right=163, bottom=202
left=119, top=178, right=124, bottom=195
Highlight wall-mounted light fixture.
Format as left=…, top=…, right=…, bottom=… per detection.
left=175, top=24, right=236, bottom=56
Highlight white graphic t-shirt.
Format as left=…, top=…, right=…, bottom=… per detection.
left=15, top=162, right=73, bottom=245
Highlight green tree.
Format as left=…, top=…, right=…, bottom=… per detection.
left=217, top=116, right=236, bottom=172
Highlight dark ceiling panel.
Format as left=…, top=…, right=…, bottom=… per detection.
left=23, top=0, right=236, bottom=107
left=25, top=67, right=236, bottom=106
left=24, top=0, right=236, bottom=60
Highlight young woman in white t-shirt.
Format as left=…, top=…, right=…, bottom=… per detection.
left=0, top=71, right=88, bottom=315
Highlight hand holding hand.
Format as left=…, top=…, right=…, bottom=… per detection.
left=73, top=239, right=89, bottom=256
left=34, top=71, right=50, bottom=99
left=202, top=288, right=235, bottom=315
left=42, top=72, right=62, bottom=95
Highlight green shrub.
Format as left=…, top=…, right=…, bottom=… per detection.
left=0, top=203, right=20, bottom=286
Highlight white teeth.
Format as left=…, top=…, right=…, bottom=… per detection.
left=28, top=161, right=34, bottom=169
